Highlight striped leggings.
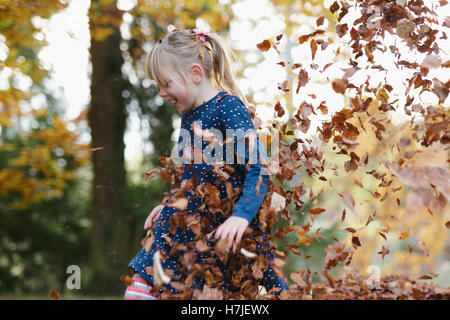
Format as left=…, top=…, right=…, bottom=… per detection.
left=124, top=273, right=158, bottom=300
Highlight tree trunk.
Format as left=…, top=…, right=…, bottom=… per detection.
left=87, top=1, right=133, bottom=295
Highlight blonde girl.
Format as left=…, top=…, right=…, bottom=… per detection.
left=125, top=29, right=288, bottom=300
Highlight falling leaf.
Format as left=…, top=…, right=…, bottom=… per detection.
left=153, top=250, right=170, bottom=286
left=256, top=39, right=271, bottom=52
left=90, top=147, right=104, bottom=152
left=120, top=275, right=133, bottom=286
left=418, top=241, right=430, bottom=256
left=311, top=39, right=318, bottom=60
left=422, top=55, right=441, bottom=69
left=323, top=270, right=335, bottom=288
left=378, top=246, right=390, bottom=260
left=316, top=16, right=325, bottom=27
left=407, top=244, right=413, bottom=253
left=330, top=1, right=340, bottom=13
left=298, top=30, right=325, bottom=44
left=338, top=191, right=355, bottom=211
left=446, top=221, right=450, bottom=229
left=308, top=207, right=326, bottom=215
left=341, top=209, right=346, bottom=221
left=336, top=24, right=348, bottom=37
left=296, top=69, right=309, bottom=94
left=49, top=289, right=59, bottom=300
left=195, top=240, right=209, bottom=253
left=167, top=197, right=188, bottom=211
left=271, top=192, right=286, bottom=211
left=352, top=236, right=361, bottom=249
left=332, top=78, right=348, bottom=94
left=432, top=78, right=449, bottom=103
left=399, top=229, right=410, bottom=240
left=379, top=232, right=387, bottom=240
left=397, top=18, right=415, bottom=39
left=345, top=227, right=356, bottom=233
left=240, top=248, right=257, bottom=259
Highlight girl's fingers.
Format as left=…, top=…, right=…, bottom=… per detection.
left=145, top=205, right=164, bottom=229
left=215, top=224, right=224, bottom=239
left=226, top=224, right=239, bottom=247
left=235, top=225, right=245, bottom=244
left=144, top=215, right=152, bottom=230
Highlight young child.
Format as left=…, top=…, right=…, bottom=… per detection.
left=125, top=29, right=288, bottom=300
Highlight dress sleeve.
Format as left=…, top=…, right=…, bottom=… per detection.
left=218, top=95, right=270, bottom=223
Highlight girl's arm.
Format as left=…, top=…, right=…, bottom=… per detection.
left=215, top=95, right=270, bottom=244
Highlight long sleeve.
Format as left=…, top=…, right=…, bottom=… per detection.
left=218, top=95, right=270, bottom=223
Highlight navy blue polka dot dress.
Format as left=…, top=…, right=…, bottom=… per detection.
left=128, top=91, right=288, bottom=294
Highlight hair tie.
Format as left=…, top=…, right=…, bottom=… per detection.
left=193, top=29, right=207, bottom=43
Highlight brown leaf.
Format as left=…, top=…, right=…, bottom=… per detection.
left=422, top=54, right=441, bottom=69
left=446, top=221, right=450, bottom=229
left=338, top=191, right=355, bottom=211
left=332, top=78, right=348, bottom=94
left=407, top=244, right=413, bottom=254
left=345, top=227, right=356, bottom=233
left=256, top=39, right=271, bottom=52
left=195, top=240, right=209, bottom=253
left=396, top=18, right=415, bottom=39
left=336, top=24, right=348, bottom=37
left=316, top=16, right=325, bottom=27
left=167, top=196, right=188, bottom=211
left=418, top=241, right=430, bottom=256
left=318, top=101, right=328, bottom=114
left=141, top=231, right=155, bottom=253
left=298, top=30, right=325, bottom=44
left=308, top=207, right=326, bottom=215
left=120, top=275, right=133, bottom=286
left=296, top=69, right=309, bottom=94
left=311, top=39, right=317, bottom=60
left=378, top=246, right=390, bottom=260
left=193, top=285, right=223, bottom=300
left=330, top=1, right=340, bottom=13
left=49, top=289, right=59, bottom=300
left=274, top=101, right=285, bottom=118
left=351, top=236, right=361, bottom=249
left=399, top=229, right=410, bottom=240
left=432, top=78, right=449, bottom=103
left=341, top=209, right=347, bottom=222
left=323, top=270, right=335, bottom=288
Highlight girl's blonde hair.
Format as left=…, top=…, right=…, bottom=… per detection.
left=146, top=29, right=247, bottom=105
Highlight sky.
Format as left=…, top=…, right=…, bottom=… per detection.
left=34, top=0, right=449, bottom=165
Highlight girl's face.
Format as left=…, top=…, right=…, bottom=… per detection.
left=158, top=72, right=196, bottom=113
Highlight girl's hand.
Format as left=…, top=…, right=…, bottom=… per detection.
left=215, top=216, right=249, bottom=248
left=144, top=204, right=165, bottom=230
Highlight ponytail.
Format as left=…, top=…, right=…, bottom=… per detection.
left=206, top=33, right=248, bottom=105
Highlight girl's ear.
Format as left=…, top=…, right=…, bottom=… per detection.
left=190, top=63, right=203, bottom=84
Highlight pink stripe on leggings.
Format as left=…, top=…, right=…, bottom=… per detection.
left=124, top=274, right=158, bottom=300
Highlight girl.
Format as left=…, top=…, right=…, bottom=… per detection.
left=125, top=29, right=288, bottom=300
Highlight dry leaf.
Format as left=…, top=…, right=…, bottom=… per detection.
left=153, top=250, right=170, bottom=286
left=256, top=39, right=271, bottom=52
left=49, top=289, right=59, bottom=300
